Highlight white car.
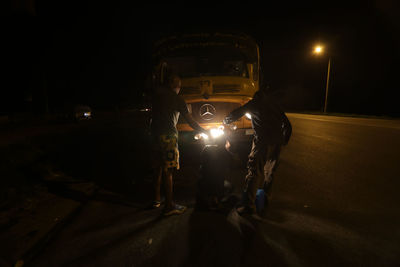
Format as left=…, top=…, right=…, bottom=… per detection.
left=73, top=105, right=92, bottom=121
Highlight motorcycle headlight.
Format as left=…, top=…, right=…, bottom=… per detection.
left=210, top=126, right=224, bottom=138
left=194, top=126, right=225, bottom=140
left=245, top=113, right=251, bottom=120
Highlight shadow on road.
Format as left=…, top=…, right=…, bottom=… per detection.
left=141, top=194, right=284, bottom=267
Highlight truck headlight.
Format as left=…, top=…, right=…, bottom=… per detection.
left=194, top=133, right=209, bottom=140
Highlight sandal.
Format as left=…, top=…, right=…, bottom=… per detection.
left=163, top=204, right=187, bottom=216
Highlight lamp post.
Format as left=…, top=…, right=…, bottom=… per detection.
left=314, top=45, right=331, bottom=113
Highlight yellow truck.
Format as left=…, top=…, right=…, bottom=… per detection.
left=151, top=32, right=260, bottom=143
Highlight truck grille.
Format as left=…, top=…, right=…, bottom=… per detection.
left=213, top=84, right=241, bottom=94
left=179, top=102, right=241, bottom=124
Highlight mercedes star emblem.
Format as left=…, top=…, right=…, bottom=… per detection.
left=199, top=104, right=216, bottom=121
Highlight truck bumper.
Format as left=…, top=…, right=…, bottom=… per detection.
left=178, top=128, right=254, bottom=145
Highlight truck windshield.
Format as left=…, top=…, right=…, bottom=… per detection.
left=166, top=56, right=249, bottom=78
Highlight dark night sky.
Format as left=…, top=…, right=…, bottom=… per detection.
left=3, top=0, right=400, bottom=116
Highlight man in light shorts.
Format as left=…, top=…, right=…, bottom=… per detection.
left=151, top=73, right=209, bottom=216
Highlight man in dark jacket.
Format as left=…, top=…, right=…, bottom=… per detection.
left=223, top=87, right=292, bottom=216
left=151, top=74, right=209, bottom=216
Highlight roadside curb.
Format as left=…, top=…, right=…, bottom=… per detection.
left=14, top=199, right=84, bottom=267
left=22, top=180, right=99, bottom=267
left=0, top=175, right=98, bottom=267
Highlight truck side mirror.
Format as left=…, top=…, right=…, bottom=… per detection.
left=160, top=62, right=168, bottom=85
left=247, top=63, right=253, bottom=81
left=247, top=63, right=259, bottom=82
left=253, top=63, right=259, bottom=82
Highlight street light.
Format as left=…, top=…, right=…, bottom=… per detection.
left=314, top=45, right=323, bottom=54
left=313, top=45, right=331, bottom=113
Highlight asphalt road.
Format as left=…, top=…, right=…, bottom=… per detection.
left=27, top=113, right=400, bottom=267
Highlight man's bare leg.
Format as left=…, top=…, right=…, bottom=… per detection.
left=154, top=166, right=162, bottom=203
left=164, top=168, right=174, bottom=209
left=162, top=168, right=187, bottom=215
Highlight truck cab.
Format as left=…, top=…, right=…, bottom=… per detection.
left=150, top=32, right=260, bottom=143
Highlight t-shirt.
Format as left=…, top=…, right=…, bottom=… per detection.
left=150, top=87, right=189, bottom=136
left=225, top=90, right=289, bottom=144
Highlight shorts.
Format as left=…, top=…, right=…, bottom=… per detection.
left=152, top=135, right=180, bottom=171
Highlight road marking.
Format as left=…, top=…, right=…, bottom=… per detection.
left=287, top=113, right=400, bottom=130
